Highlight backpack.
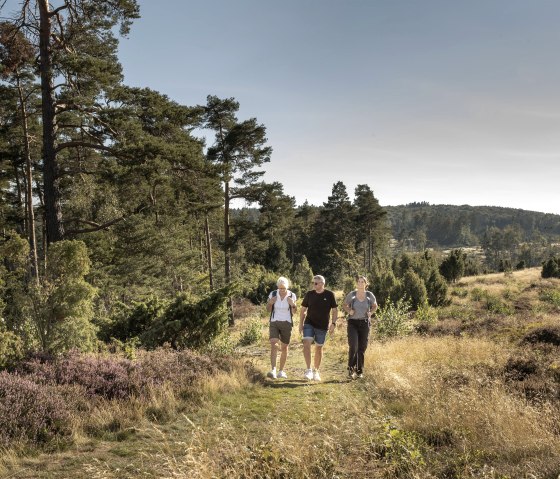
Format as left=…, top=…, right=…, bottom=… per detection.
left=350, top=290, right=373, bottom=319
left=270, top=289, right=295, bottom=321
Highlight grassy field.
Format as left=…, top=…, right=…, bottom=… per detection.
left=1, top=267, right=559, bottom=478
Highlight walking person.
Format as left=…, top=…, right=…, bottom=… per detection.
left=343, top=275, right=378, bottom=379
left=266, top=277, right=297, bottom=379
left=299, top=275, right=338, bottom=381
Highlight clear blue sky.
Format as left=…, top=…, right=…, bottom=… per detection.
left=3, top=1, right=560, bottom=214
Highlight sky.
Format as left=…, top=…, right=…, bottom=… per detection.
left=3, top=1, right=560, bottom=214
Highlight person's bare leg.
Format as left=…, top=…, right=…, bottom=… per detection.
left=270, top=339, right=279, bottom=369
left=303, top=340, right=312, bottom=369
left=314, top=344, right=323, bottom=370
left=279, top=342, right=289, bottom=371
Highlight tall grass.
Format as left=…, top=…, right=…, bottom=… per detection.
left=365, top=336, right=560, bottom=477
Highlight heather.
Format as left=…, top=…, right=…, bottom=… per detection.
left=0, top=347, right=248, bottom=451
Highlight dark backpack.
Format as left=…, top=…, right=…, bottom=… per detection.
left=350, top=290, right=373, bottom=319
left=270, top=289, right=295, bottom=321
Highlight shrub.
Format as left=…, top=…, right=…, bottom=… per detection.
left=0, top=329, right=24, bottom=369
left=521, top=326, right=560, bottom=346
left=398, top=270, right=427, bottom=310
left=238, top=317, right=263, bottom=346
left=139, top=282, right=237, bottom=349
left=375, top=298, right=413, bottom=340
left=425, top=270, right=448, bottom=307
left=245, top=270, right=280, bottom=305
left=539, top=289, right=560, bottom=308
left=541, top=257, right=560, bottom=278
left=17, top=352, right=137, bottom=400
left=451, top=288, right=468, bottom=298
left=29, top=240, right=97, bottom=354
left=439, top=249, right=466, bottom=283
left=0, top=372, right=72, bottom=446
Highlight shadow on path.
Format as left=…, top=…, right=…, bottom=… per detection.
left=264, top=378, right=348, bottom=388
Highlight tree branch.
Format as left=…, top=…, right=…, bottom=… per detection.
left=65, top=205, right=150, bottom=236
left=55, top=140, right=114, bottom=154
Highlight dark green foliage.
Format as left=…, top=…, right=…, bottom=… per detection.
left=308, top=181, right=358, bottom=286
left=291, top=255, right=314, bottom=296
left=99, top=297, right=168, bottom=343
left=245, top=269, right=279, bottom=305
left=30, top=240, right=98, bottom=354
left=541, top=257, right=560, bottom=278
left=439, top=249, right=466, bottom=283
left=0, top=329, right=24, bottom=369
left=426, top=270, right=448, bottom=307
left=140, top=283, right=239, bottom=349
left=398, top=270, right=428, bottom=310
left=374, top=269, right=400, bottom=308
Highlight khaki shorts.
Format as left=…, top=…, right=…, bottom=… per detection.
left=269, top=320, right=293, bottom=344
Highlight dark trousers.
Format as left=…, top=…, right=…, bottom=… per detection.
left=347, top=319, right=370, bottom=373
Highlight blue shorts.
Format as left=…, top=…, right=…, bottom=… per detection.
left=303, top=323, right=327, bottom=346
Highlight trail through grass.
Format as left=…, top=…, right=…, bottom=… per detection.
left=2, top=332, right=386, bottom=479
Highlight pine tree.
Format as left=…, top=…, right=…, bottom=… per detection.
left=203, top=95, right=272, bottom=324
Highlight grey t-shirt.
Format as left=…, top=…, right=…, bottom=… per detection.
left=344, top=291, right=377, bottom=320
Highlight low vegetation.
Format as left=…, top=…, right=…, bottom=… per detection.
left=1, top=267, right=559, bottom=478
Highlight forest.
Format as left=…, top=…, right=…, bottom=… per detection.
left=1, top=0, right=560, bottom=359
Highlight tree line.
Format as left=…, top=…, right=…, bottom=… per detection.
left=1, top=1, right=559, bottom=361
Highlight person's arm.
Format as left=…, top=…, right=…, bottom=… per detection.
left=266, top=294, right=275, bottom=312
left=328, top=306, right=338, bottom=333
left=343, top=292, right=354, bottom=315
left=369, top=293, right=378, bottom=315
left=299, top=306, right=307, bottom=333
left=287, top=294, right=297, bottom=314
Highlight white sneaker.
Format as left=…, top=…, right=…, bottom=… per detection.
left=313, top=370, right=321, bottom=381
left=267, top=368, right=277, bottom=379
left=277, top=370, right=288, bottom=379
left=304, top=369, right=313, bottom=380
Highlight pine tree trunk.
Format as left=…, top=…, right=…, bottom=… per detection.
left=38, top=0, right=64, bottom=244
left=224, top=180, right=234, bottom=325
left=17, top=78, right=40, bottom=284
left=205, top=215, right=214, bottom=291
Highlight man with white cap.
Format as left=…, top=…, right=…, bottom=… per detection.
left=299, top=275, right=338, bottom=381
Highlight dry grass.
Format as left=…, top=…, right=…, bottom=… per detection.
left=366, top=336, right=560, bottom=477
left=3, top=271, right=560, bottom=478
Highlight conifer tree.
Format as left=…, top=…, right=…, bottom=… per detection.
left=203, top=95, right=272, bottom=324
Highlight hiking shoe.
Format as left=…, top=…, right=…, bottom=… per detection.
left=304, top=369, right=313, bottom=380
left=348, top=370, right=356, bottom=380
left=277, top=370, right=288, bottom=379
left=267, top=368, right=277, bottom=379
left=356, top=372, right=364, bottom=379
left=313, top=370, right=321, bottom=381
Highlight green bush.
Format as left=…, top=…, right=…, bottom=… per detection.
left=238, top=317, right=263, bottom=346
left=470, top=287, right=486, bottom=302
left=29, top=240, right=98, bottom=354
left=539, top=289, right=560, bottom=307
left=541, top=257, right=560, bottom=279
left=451, top=288, right=468, bottom=298
left=375, top=298, right=413, bottom=340
left=245, top=269, right=280, bottom=305
left=425, top=270, right=448, bottom=307
left=140, top=282, right=238, bottom=349
left=398, top=270, right=427, bottom=310
left=0, top=329, right=24, bottom=369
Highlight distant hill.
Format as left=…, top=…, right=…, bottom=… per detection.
left=384, top=203, right=560, bottom=248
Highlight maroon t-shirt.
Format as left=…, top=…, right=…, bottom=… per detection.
left=301, top=289, right=337, bottom=330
